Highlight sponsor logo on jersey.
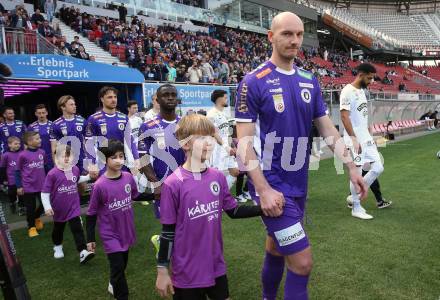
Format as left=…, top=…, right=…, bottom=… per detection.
left=298, top=69, right=313, bottom=80
left=299, top=82, right=314, bottom=89
left=272, top=94, right=285, bottom=113
left=57, top=184, right=77, bottom=193
left=237, top=83, right=249, bottom=113
left=274, top=222, right=306, bottom=247
left=301, top=89, right=312, bottom=103
left=266, top=78, right=280, bottom=86
left=210, top=181, right=220, bottom=196
left=269, top=88, right=283, bottom=93
left=108, top=196, right=131, bottom=211
left=357, top=103, right=368, bottom=112
left=256, top=68, right=272, bottom=79
left=187, top=200, right=220, bottom=220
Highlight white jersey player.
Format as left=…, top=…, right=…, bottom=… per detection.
left=207, top=90, right=240, bottom=191
left=340, top=63, right=384, bottom=220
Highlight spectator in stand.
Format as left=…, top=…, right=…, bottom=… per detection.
left=201, top=58, right=214, bottom=83
left=167, top=61, right=177, bottom=82
left=144, top=66, right=157, bottom=81
left=118, top=3, right=127, bottom=23
left=31, top=8, right=45, bottom=25
left=398, top=82, right=407, bottom=92
left=52, top=22, right=62, bottom=37
left=71, top=36, right=84, bottom=50
left=38, top=20, right=54, bottom=38
left=44, top=0, right=55, bottom=23
left=187, top=61, right=202, bottom=83
left=10, top=6, right=29, bottom=54
left=73, top=45, right=90, bottom=60
left=59, top=41, right=71, bottom=55
left=154, top=61, right=169, bottom=82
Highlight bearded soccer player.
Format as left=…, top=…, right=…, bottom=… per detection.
left=340, top=63, right=388, bottom=220
left=28, top=104, right=54, bottom=169
left=0, top=107, right=26, bottom=153
left=85, top=86, right=139, bottom=173
left=235, top=12, right=367, bottom=300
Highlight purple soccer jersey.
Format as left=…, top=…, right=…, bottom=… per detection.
left=28, top=121, right=53, bottom=167
left=17, top=149, right=47, bottom=193
left=0, top=151, right=21, bottom=185
left=41, top=166, right=81, bottom=222
left=85, top=111, right=139, bottom=162
left=138, top=115, right=186, bottom=181
left=235, top=61, right=327, bottom=198
left=0, top=121, right=27, bottom=153
left=50, top=116, right=87, bottom=172
left=160, top=167, right=237, bottom=289
left=87, top=171, right=139, bottom=254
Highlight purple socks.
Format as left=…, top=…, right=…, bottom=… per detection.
left=284, top=269, right=309, bottom=300
left=262, top=252, right=285, bottom=300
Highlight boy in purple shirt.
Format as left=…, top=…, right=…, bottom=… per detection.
left=41, top=144, right=95, bottom=263
left=28, top=104, right=54, bottom=169
left=86, top=140, right=139, bottom=300
left=16, top=131, right=49, bottom=238
left=156, top=114, right=265, bottom=300
left=0, top=107, right=26, bottom=153
left=0, top=136, right=23, bottom=214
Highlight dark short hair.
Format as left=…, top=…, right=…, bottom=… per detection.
left=126, top=100, right=138, bottom=108
left=156, top=84, right=176, bottom=96
left=356, top=63, right=376, bottom=75
left=23, top=131, right=39, bottom=145
left=98, top=139, right=124, bottom=161
left=35, top=104, right=47, bottom=111
left=211, top=90, right=227, bottom=103
left=2, top=107, right=13, bottom=114
left=98, top=86, right=118, bottom=99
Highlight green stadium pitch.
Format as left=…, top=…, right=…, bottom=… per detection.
left=7, top=133, right=440, bottom=300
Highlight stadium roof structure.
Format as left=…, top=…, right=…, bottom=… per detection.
left=317, top=0, right=440, bottom=13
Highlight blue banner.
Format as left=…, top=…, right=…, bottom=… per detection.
left=143, top=83, right=231, bottom=108
left=0, top=54, right=145, bottom=83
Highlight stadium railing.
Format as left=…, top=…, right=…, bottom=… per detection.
left=0, top=26, right=62, bottom=55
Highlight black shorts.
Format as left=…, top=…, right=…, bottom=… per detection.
left=173, top=275, right=229, bottom=300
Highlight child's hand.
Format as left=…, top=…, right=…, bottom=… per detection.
left=156, top=268, right=174, bottom=298
left=88, top=164, right=99, bottom=179
left=87, top=242, right=96, bottom=253
left=89, top=171, right=98, bottom=181
left=45, top=209, right=54, bottom=216
left=17, top=188, right=24, bottom=196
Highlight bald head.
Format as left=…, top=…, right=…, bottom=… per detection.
left=270, top=12, right=303, bottom=33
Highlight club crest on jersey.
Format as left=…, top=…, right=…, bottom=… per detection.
left=210, top=181, right=220, bottom=196
left=38, top=154, right=43, bottom=160
left=272, top=94, right=285, bottom=113
left=100, top=123, right=107, bottom=135
left=300, top=89, right=311, bottom=104
left=124, top=183, right=131, bottom=194
left=61, top=126, right=67, bottom=136
left=16, top=127, right=21, bottom=132
left=118, top=123, right=125, bottom=131
left=76, top=125, right=83, bottom=132
left=71, top=176, right=77, bottom=183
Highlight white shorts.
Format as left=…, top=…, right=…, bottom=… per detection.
left=209, top=146, right=238, bottom=171
left=350, top=141, right=381, bottom=166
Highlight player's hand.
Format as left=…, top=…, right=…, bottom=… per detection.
left=87, top=242, right=96, bottom=253
left=352, top=137, right=362, bottom=154
left=45, top=209, right=54, bottom=216
left=156, top=268, right=174, bottom=298
left=17, top=188, right=24, bottom=196
left=259, top=187, right=285, bottom=217
left=154, top=185, right=161, bottom=201
left=348, top=165, right=368, bottom=200
left=88, top=164, right=99, bottom=179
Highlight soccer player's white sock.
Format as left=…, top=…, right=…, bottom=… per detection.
left=350, top=166, right=362, bottom=211
left=226, top=174, right=236, bottom=189
left=362, top=162, right=384, bottom=187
